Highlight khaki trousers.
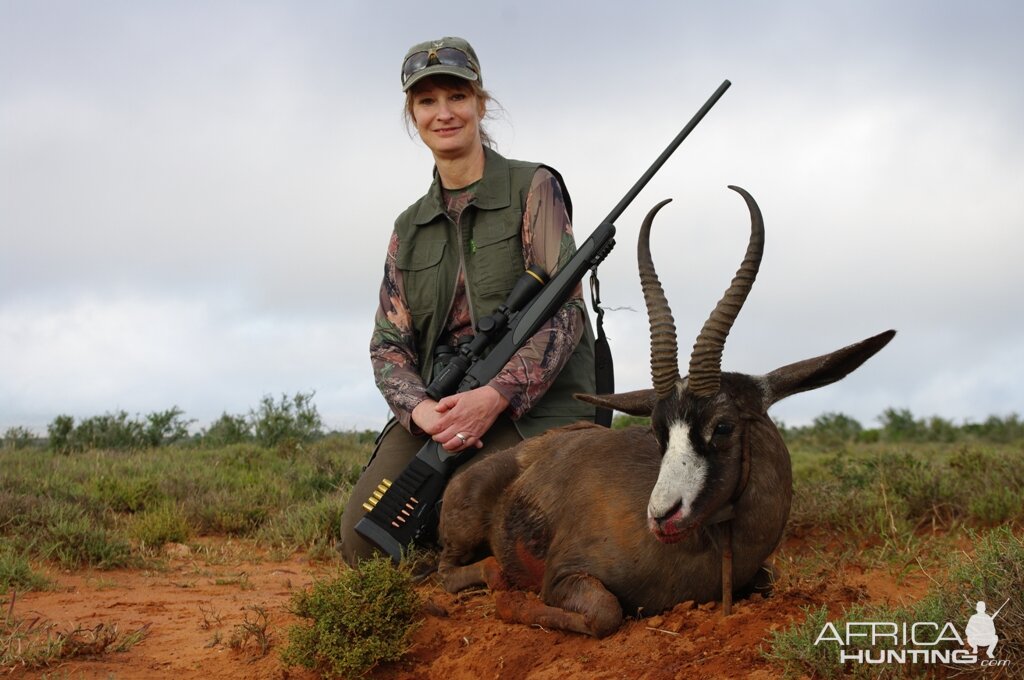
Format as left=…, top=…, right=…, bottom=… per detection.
left=339, top=414, right=523, bottom=565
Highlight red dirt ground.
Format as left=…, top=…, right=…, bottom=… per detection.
left=7, top=534, right=934, bottom=680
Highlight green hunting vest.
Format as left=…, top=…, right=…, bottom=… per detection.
left=393, top=147, right=596, bottom=438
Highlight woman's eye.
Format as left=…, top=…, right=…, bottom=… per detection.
left=416, top=97, right=435, bottom=106
left=449, top=93, right=466, bottom=102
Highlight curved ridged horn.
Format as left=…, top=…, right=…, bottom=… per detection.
left=687, top=186, right=765, bottom=397
left=638, top=199, right=680, bottom=400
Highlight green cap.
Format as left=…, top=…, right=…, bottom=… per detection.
left=401, top=36, right=481, bottom=91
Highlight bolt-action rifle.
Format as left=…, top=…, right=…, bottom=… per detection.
left=356, top=80, right=732, bottom=562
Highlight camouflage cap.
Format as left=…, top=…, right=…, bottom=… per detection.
left=401, top=36, right=481, bottom=91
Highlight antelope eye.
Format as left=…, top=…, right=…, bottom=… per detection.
left=713, top=422, right=735, bottom=437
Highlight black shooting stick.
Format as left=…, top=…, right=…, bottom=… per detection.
left=355, top=79, right=732, bottom=562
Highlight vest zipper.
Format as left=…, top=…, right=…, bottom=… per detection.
left=451, top=206, right=476, bottom=331
left=437, top=208, right=474, bottom=356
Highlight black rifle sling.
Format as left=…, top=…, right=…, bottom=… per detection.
left=590, top=268, right=614, bottom=427
left=547, top=165, right=613, bottom=427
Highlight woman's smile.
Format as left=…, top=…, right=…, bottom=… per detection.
left=433, top=125, right=464, bottom=136
left=411, top=83, right=483, bottom=159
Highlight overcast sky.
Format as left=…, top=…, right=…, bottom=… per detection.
left=2, top=1, right=1022, bottom=434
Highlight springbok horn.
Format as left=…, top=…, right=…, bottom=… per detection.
left=687, top=186, right=765, bottom=397
left=638, top=199, right=680, bottom=401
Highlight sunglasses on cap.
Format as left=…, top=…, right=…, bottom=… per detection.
left=401, top=46, right=479, bottom=87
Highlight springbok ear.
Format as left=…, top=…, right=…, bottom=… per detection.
left=575, top=389, right=658, bottom=417
left=758, top=330, right=896, bottom=407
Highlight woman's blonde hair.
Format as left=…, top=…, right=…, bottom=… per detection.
left=404, top=74, right=498, bottom=148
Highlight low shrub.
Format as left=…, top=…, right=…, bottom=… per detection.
left=129, top=503, right=191, bottom=547
left=281, top=558, right=422, bottom=678
left=0, top=542, right=50, bottom=592
left=257, top=494, right=346, bottom=559
left=93, top=476, right=162, bottom=514
left=41, top=509, right=133, bottom=570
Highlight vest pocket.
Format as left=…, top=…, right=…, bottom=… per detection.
left=471, top=227, right=523, bottom=297
left=397, top=240, right=446, bottom=320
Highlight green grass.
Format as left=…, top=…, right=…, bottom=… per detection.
left=0, top=544, right=50, bottom=592
left=0, top=433, right=372, bottom=568
left=788, top=442, right=1024, bottom=538
left=129, top=502, right=192, bottom=547
left=2, top=417, right=1020, bottom=676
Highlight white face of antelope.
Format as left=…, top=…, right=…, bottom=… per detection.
left=646, top=393, right=741, bottom=543
left=647, top=420, right=707, bottom=543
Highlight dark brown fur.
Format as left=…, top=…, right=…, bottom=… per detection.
left=439, top=340, right=893, bottom=638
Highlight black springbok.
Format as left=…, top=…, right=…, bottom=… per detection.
left=437, top=187, right=895, bottom=637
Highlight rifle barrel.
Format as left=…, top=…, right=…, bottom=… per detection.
left=602, top=79, right=731, bottom=225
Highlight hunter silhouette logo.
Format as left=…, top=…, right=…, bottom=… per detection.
left=965, top=598, right=1008, bottom=659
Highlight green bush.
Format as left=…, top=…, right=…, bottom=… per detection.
left=878, top=407, right=924, bottom=442
left=967, top=487, right=1021, bottom=523
left=47, top=414, right=76, bottom=454
left=43, top=510, right=133, bottom=569
left=130, top=503, right=191, bottom=547
left=93, top=476, right=162, bottom=513
left=251, top=391, right=323, bottom=447
left=783, top=412, right=865, bottom=449
left=45, top=407, right=192, bottom=452
left=142, top=407, right=193, bottom=447
left=281, top=558, right=422, bottom=678
left=72, top=411, right=146, bottom=450
left=963, top=413, right=1024, bottom=442
left=201, top=412, right=252, bottom=447
left=187, top=490, right=271, bottom=535
left=0, top=542, right=50, bottom=592
left=2, top=426, right=36, bottom=451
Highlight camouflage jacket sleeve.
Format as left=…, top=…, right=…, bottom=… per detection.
left=488, top=168, right=585, bottom=419
left=369, top=229, right=427, bottom=432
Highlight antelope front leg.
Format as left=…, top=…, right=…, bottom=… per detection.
left=439, top=556, right=508, bottom=593
left=495, top=573, right=623, bottom=638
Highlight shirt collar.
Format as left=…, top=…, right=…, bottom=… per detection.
left=413, top=146, right=511, bottom=225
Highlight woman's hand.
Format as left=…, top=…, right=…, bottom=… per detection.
left=427, top=386, right=509, bottom=453
left=411, top=398, right=444, bottom=436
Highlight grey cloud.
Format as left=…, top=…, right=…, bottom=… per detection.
left=2, top=1, right=1022, bottom=432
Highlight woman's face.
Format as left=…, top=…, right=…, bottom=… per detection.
left=410, top=80, right=485, bottom=160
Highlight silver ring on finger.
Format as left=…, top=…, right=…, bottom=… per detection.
left=455, top=432, right=468, bottom=444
